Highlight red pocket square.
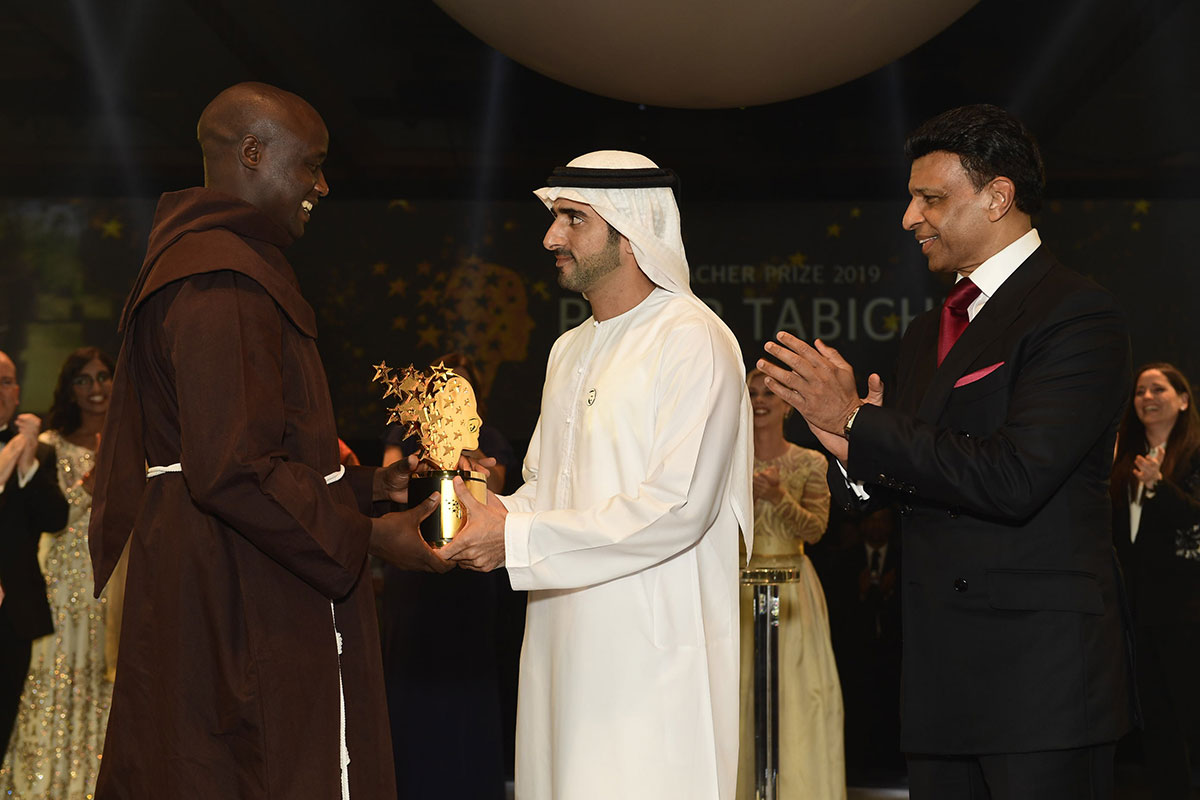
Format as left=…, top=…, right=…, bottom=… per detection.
left=954, top=361, right=1005, bottom=388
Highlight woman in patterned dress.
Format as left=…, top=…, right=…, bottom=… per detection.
left=0, top=347, right=119, bottom=799
left=736, top=368, right=846, bottom=800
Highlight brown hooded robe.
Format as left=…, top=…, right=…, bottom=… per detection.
left=89, top=188, right=394, bottom=799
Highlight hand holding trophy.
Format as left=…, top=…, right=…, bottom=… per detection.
left=372, top=360, right=488, bottom=547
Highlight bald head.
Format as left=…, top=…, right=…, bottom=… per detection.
left=198, top=82, right=318, bottom=185
left=197, top=82, right=330, bottom=238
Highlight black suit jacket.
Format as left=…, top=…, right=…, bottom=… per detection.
left=826, top=541, right=902, bottom=646
left=833, top=245, right=1135, bottom=754
left=1112, top=452, right=1200, bottom=626
left=0, top=440, right=68, bottom=641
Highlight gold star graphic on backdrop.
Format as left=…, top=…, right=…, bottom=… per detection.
left=372, top=261, right=388, bottom=276
left=1131, top=221, right=1142, bottom=232
left=419, top=287, right=439, bottom=306
left=883, top=313, right=901, bottom=332
left=101, top=217, right=124, bottom=239
left=1132, top=199, right=1150, bottom=215
left=826, top=223, right=841, bottom=238
left=388, top=199, right=412, bottom=212
left=417, top=325, right=442, bottom=348
left=850, top=207, right=862, bottom=218
left=788, top=252, right=807, bottom=266
left=388, top=278, right=408, bottom=297
left=392, top=316, right=408, bottom=330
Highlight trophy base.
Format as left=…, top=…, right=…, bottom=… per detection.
left=408, top=470, right=487, bottom=548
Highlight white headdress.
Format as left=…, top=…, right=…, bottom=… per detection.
left=534, top=150, right=754, bottom=560
left=533, top=150, right=690, bottom=294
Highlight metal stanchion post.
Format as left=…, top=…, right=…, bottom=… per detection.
left=742, top=566, right=801, bottom=800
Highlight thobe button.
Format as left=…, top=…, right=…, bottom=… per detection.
left=953, top=577, right=969, bottom=592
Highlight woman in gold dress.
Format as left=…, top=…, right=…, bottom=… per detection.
left=737, top=368, right=846, bottom=799
left=0, top=347, right=121, bottom=799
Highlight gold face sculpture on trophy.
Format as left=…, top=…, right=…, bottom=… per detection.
left=372, top=360, right=487, bottom=547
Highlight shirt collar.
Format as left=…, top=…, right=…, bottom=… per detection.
left=957, top=228, right=1041, bottom=299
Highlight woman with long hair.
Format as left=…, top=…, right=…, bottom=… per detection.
left=0, top=347, right=120, bottom=799
left=736, top=368, right=845, bottom=799
left=1112, top=362, right=1200, bottom=799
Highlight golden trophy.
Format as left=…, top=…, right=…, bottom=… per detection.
left=372, top=360, right=487, bottom=547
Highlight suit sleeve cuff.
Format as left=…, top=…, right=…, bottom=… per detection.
left=836, top=459, right=871, bottom=500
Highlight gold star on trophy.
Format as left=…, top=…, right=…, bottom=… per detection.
left=371, top=361, right=486, bottom=546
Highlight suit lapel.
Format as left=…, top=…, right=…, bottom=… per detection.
left=915, top=246, right=1055, bottom=423
left=895, top=313, right=938, bottom=416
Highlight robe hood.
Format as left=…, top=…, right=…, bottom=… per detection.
left=119, top=187, right=316, bottom=337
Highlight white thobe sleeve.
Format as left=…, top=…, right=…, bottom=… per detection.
left=504, top=323, right=743, bottom=590
left=497, top=418, right=541, bottom=515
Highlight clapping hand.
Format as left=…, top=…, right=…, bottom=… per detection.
left=1133, top=452, right=1163, bottom=490
left=13, top=413, right=41, bottom=472
left=758, top=336, right=884, bottom=463
left=753, top=466, right=782, bottom=503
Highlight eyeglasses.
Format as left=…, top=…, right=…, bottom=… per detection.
left=72, top=373, right=113, bottom=388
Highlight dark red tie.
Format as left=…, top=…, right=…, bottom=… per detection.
left=937, top=278, right=982, bottom=366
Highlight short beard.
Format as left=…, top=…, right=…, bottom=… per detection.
left=557, top=233, right=622, bottom=293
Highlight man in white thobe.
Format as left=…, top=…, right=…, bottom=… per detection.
left=442, top=151, right=754, bottom=799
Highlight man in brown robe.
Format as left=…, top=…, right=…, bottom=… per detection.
left=89, top=82, right=446, bottom=799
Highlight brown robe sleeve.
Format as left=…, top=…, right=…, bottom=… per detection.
left=165, top=273, right=371, bottom=599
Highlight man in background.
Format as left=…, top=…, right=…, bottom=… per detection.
left=0, top=350, right=68, bottom=758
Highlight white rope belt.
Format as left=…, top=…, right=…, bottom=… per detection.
left=144, top=459, right=353, bottom=796
left=332, top=602, right=351, bottom=800
left=146, top=463, right=346, bottom=484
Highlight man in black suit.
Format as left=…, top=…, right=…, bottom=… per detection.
left=826, top=509, right=904, bottom=782
left=0, top=350, right=68, bottom=757
left=758, top=105, right=1135, bottom=798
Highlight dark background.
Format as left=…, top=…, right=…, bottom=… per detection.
left=1, top=0, right=1197, bottom=458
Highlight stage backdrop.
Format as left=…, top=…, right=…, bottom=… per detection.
left=1, top=196, right=1193, bottom=459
